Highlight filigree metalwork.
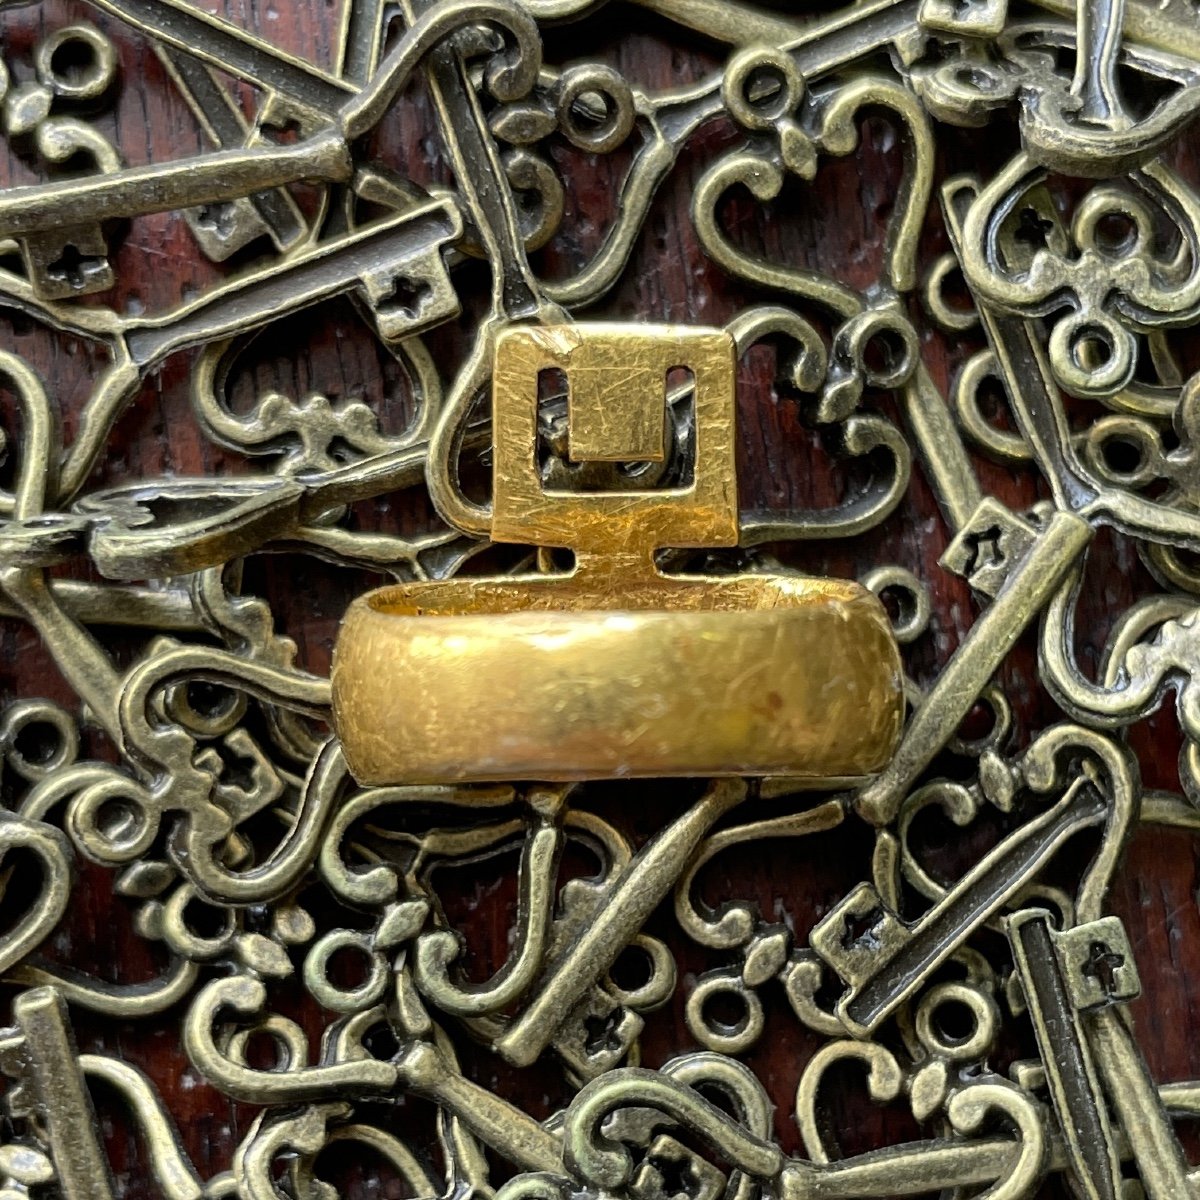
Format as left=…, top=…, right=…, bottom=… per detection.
left=2, top=0, right=1200, bottom=1196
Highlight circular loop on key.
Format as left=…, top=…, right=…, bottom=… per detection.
left=504, top=148, right=565, bottom=251
left=35, top=24, right=117, bottom=103
left=1072, top=188, right=1156, bottom=263
left=722, top=46, right=803, bottom=131
left=859, top=566, right=930, bottom=645
left=1, top=699, right=79, bottom=782
left=915, top=982, right=998, bottom=1063
left=162, top=885, right=237, bottom=960
left=948, top=684, right=1012, bottom=758
left=605, top=934, right=676, bottom=1012
left=165, top=679, right=248, bottom=740
left=1048, top=311, right=1135, bottom=399
left=555, top=65, right=635, bottom=153
left=686, top=970, right=764, bottom=1054
left=952, top=349, right=1033, bottom=465
left=921, top=251, right=978, bottom=334
left=68, top=779, right=158, bottom=864
left=227, top=1015, right=309, bottom=1072
left=854, top=310, right=920, bottom=392
left=304, top=930, right=389, bottom=1013
left=1082, top=414, right=1163, bottom=490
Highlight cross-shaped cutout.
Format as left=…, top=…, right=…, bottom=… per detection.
left=195, top=202, right=239, bottom=240
left=215, top=743, right=260, bottom=794
left=963, top=524, right=1004, bottom=576
left=46, top=243, right=106, bottom=291
left=583, top=1008, right=626, bottom=1057
left=1082, top=940, right=1126, bottom=998
left=1012, top=206, right=1055, bottom=252
left=650, top=1153, right=699, bottom=1200
left=841, top=905, right=886, bottom=952
left=377, top=274, right=431, bottom=320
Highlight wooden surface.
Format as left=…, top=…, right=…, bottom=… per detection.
left=0, top=2, right=1199, bottom=1196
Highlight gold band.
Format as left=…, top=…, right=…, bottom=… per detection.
left=332, top=572, right=903, bottom=785
left=333, top=324, right=903, bottom=787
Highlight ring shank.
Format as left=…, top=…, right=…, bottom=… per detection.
left=332, top=574, right=904, bottom=785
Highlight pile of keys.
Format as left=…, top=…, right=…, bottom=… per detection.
left=3, top=0, right=1200, bottom=1194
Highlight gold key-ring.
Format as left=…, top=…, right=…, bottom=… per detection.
left=332, top=324, right=904, bottom=784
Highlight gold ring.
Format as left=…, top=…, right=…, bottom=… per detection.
left=332, top=572, right=902, bottom=784
left=332, top=323, right=904, bottom=786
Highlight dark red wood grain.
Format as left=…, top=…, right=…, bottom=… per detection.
left=1, top=3, right=1199, bottom=1196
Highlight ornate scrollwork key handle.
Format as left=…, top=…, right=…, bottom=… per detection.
left=332, top=324, right=904, bottom=784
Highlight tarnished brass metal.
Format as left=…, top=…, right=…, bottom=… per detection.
left=333, top=325, right=903, bottom=783
left=3, top=0, right=1200, bottom=1194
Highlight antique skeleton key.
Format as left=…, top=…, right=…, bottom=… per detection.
left=944, top=174, right=1200, bottom=546
left=184, top=976, right=566, bottom=1174
left=1007, top=910, right=1131, bottom=1200
left=495, top=782, right=748, bottom=1069
left=3, top=27, right=125, bottom=300
left=855, top=162, right=1200, bottom=827
left=815, top=772, right=1110, bottom=1037
left=402, top=0, right=556, bottom=326
left=823, top=722, right=1137, bottom=1042
left=0, top=988, right=116, bottom=1200
left=563, top=1064, right=1049, bottom=1200
left=156, top=0, right=394, bottom=255
left=58, top=198, right=461, bottom=504
left=854, top=504, right=1092, bottom=826
left=79, top=0, right=356, bottom=121
left=155, top=46, right=308, bottom=258
left=0, top=128, right=352, bottom=241
left=0, top=0, right=538, bottom=241
left=118, top=201, right=461, bottom=360
left=1008, top=909, right=1195, bottom=1200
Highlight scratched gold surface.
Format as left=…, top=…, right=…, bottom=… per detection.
left=1, top=0, right=1200, bottom=1196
